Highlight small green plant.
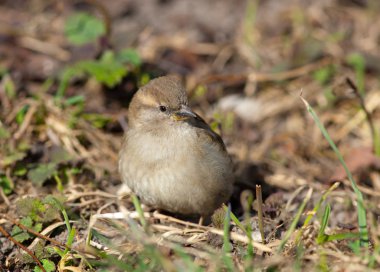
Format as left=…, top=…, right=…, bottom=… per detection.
left=57, top=12, right=142, bottom=100
left=16, top=105, right=29, bottom=125
left=1, top=143, right=28, bottom=168
left=13, top=196, right=74, bottom=272
left=44, top=196, right=76, bottom=257
left=316, top=204, right=360, bottom=244
left=11, top=196, right=62, bottom=243
left=0, top=174, right=13, bottom=195
left=131, top=194, right=148, bottom=231
left=64, top=12, right=105, bottom=45
left=17, top=196, right=62, bottom=223
left=57, top=49, right=141, bottom=99
left=11, top=216, right=42, bottom=243
left=27, top=147, right=73, bottom=190
left=295, top=182, right=339, bottom=245
left=278, top=187, right=313, bottom=252
left=33, top=259, right=55, bottom=272
left=28, top=163, right=57, bottom=187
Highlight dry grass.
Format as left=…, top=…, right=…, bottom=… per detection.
left=1, top=0, right=380, bottom=271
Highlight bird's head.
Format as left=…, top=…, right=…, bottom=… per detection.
left=128, top=76, right=198, bottom=128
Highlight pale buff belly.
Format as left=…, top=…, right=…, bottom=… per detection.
left=119, top=126, right=233, bottom=215
left=120, top=154, right=232, bottom=215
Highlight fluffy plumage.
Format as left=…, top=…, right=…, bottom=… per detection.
left=119, top=76, right=234, bottom=216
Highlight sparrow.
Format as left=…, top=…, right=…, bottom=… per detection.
left=118, top=76, right=234, bottom=219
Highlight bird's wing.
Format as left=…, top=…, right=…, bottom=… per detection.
left=185, top=113, right=227, bottom=152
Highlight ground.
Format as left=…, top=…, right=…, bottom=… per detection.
left=1, top=0, right=380, bottom=271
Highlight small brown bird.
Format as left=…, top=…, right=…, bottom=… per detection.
left=119, top=76, right=234, bottom=219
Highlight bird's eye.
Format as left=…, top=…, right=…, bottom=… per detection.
left=159, top=105, right=167, bottom=112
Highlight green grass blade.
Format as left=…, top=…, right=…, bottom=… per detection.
left=319, top=204, right=331, bottom=237
left=326, top=232, right=361, bottom=242
left=278, top=187, right=313, bottom=252
left=295, top=182, right=339, bottom=245
left=131, top=194, right=148, bottom=231
left=303, top=182, right=339, bottom=228
left=316, top=204, right=331, bottom=244
left=223, top=205, right=246, bottom=234
left=300, top=95, right=368, bottom=247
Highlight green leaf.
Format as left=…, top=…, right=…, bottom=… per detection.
left=28, top=163, right=57, bottom=186
left=56, top=66, right=83, bottom=99
left=17, top=198, right=45, bottom=219
left=319, top=204, right=331, bottom=235
left=132, top=194, right=147, bottom=230
left=34, top=259, right=55, bottom=272
left=16, top=196, right=61, bottom=223
left=14, top=164, right=28, bottom=176
left=3, top=152, right=26, bottom=166
left=327, top=232, right=361, bottom=242
left=63, top=227, right=76, bottom=255
left=0, top=174, right=13, bottom=195
left=316, top=204, right=331, bottom=244
left=43, top=195, right=65, bottom=211
left=11, top=216, right=36, bottom=242
left=16, top=105, right=29, bottom=125
left=64, top=95, right=85, bottom=106
left=18, top=216, right=33, bottom=227
left=50, top=147, right=72, bottom=164
left=296, top=182, right=339, bottom=245
left=64, top=12, right=105, bottom=45
left=11, top=226, right=31, bottom=242
left=117, top=49, right=141, bottom=66
left=43, top=195, right=71, bottom=234
left=21, top=216, right=40, bottom=230
left=75, top=50, right=128, bottom=88
left=223, top=205, right=246, bottom=233
left=349, top=240, right=361, bottom=255
left=56, top=49, right=133, bottom=96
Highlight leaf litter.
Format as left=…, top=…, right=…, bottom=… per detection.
left=0, top=0, right=380, bottom=271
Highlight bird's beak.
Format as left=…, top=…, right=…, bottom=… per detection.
left=172, top=106, right=197, bottom=121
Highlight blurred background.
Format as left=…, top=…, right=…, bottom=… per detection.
left=1, top=0, right=380, bottom=270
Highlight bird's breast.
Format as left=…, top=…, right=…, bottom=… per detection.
left=118, top=124, right=233, bottom=215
